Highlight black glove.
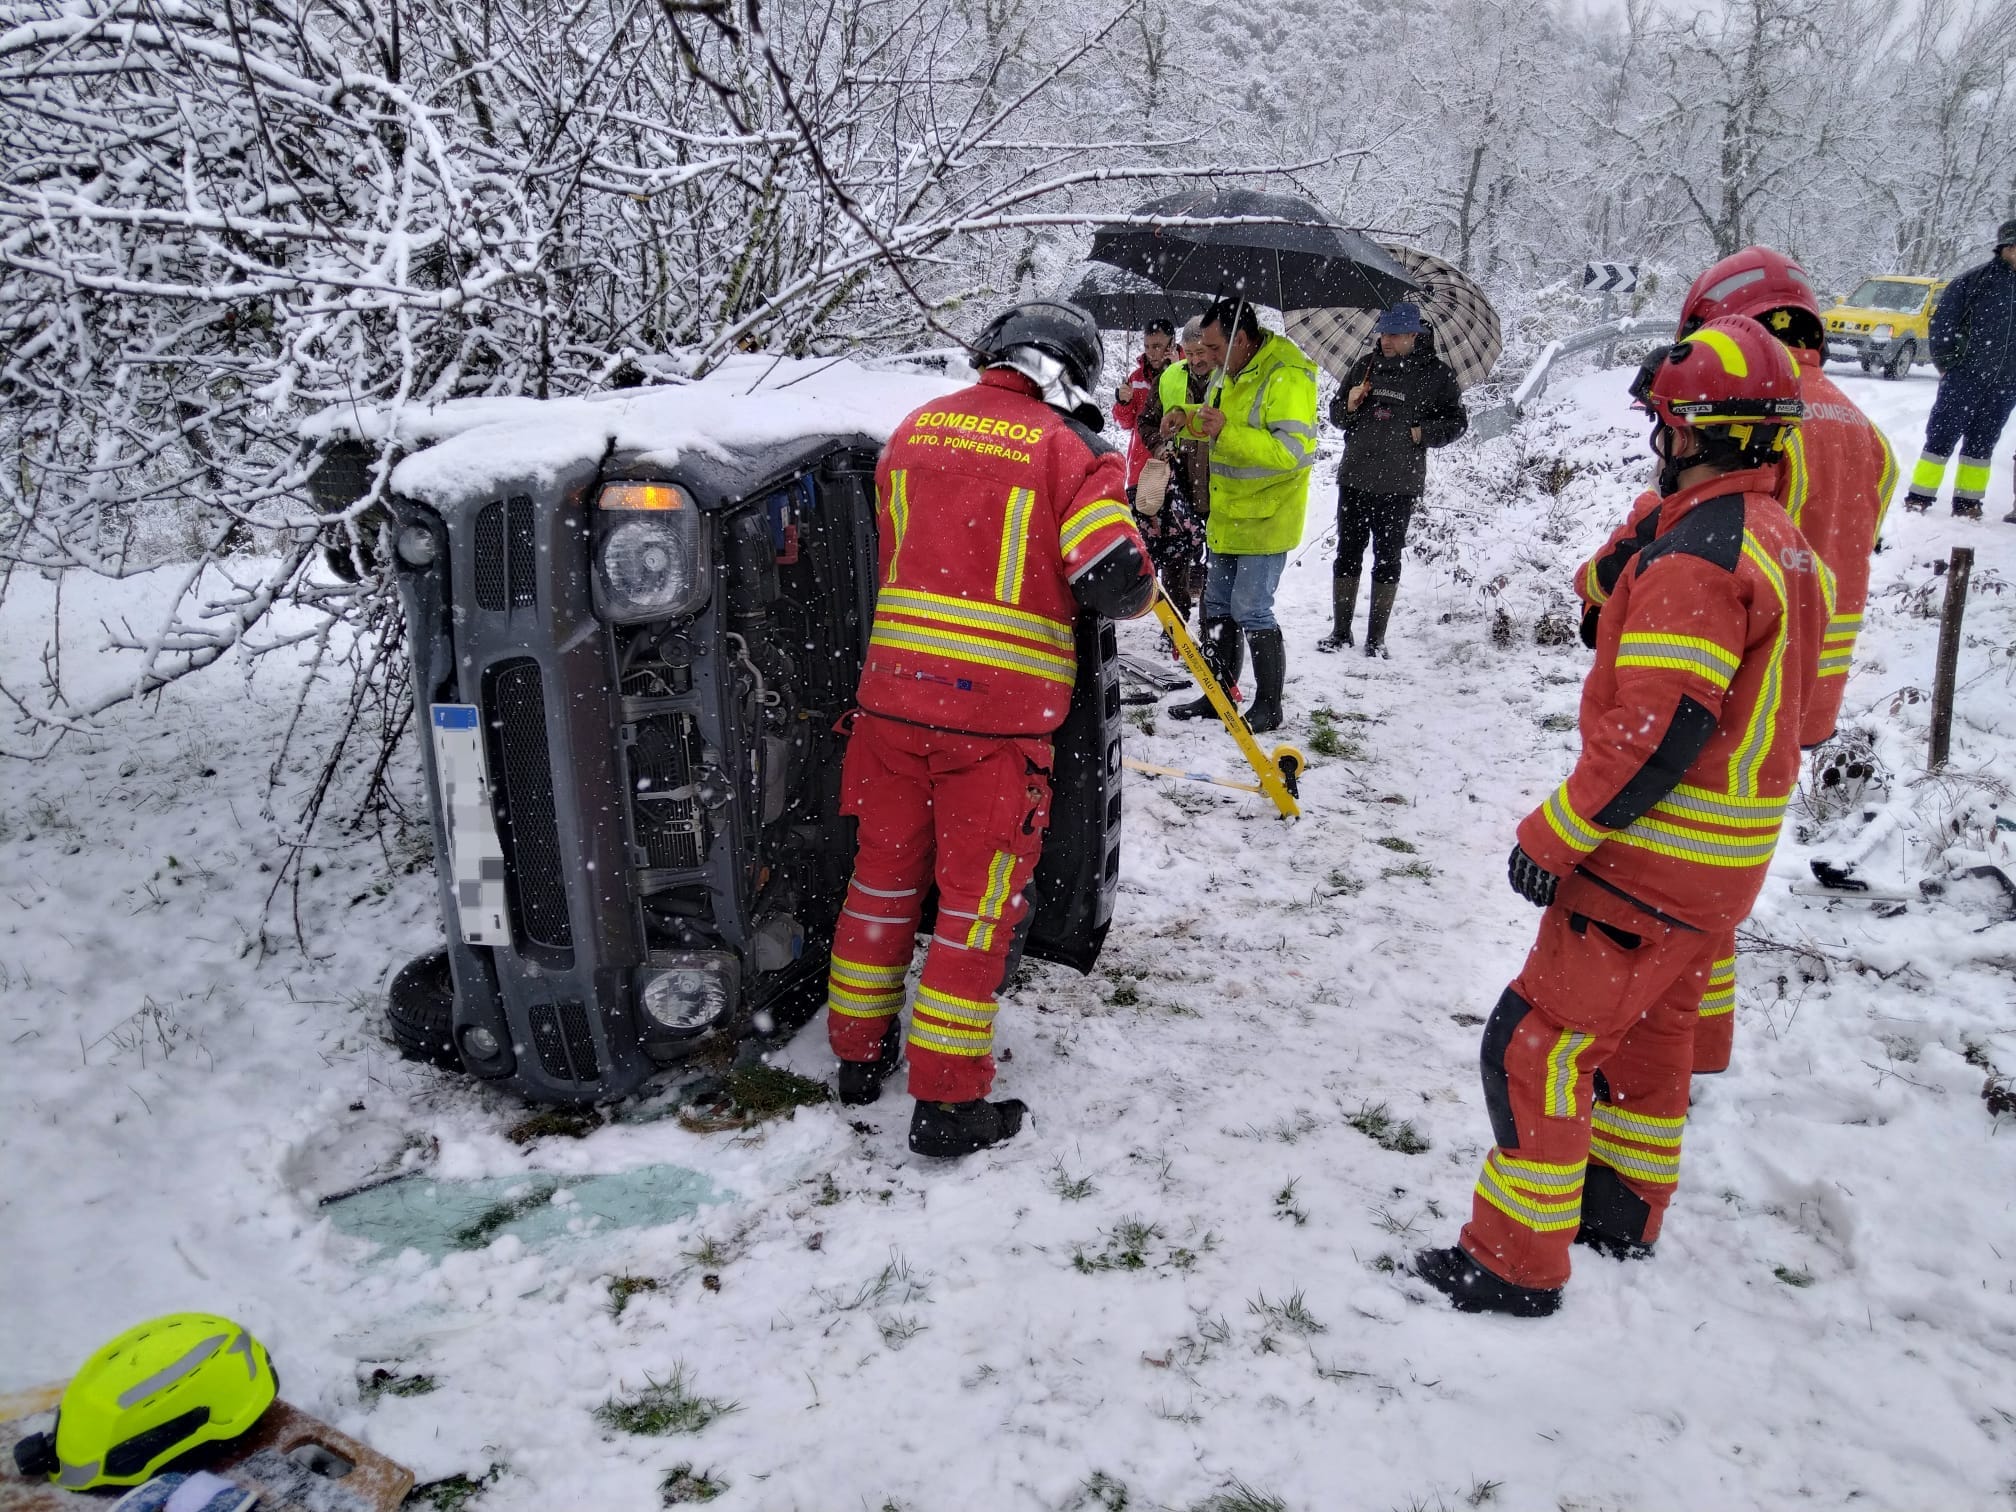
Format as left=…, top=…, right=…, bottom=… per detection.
left=1507, top=845, right=1559, bottom=908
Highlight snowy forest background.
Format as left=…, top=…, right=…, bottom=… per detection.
left=2, top=0, right=2014, bottom=733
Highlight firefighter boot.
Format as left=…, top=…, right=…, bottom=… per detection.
left=1244, top=627, right=1287, bottom=734
left=837, top=1018, right=903, bottom=1107
left=1412, top=1246, right=1562, bottom=1318
left=909, top=1096, right=1029, bottom=1157
left=1316, top=575, right=1357, bottom=653
left=1168, top=619, right=1245, bottom=721
left=1363, top=581, right=1400, bottom=659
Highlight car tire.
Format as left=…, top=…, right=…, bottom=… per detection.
left=1858, top=350, right=1877, bottom=373
left=1883, top=340, right=1914, bottom=381
left=387, top=948, right=465, bottom=1071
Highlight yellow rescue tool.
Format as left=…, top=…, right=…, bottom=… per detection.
left=1146, top=586, right=1304, bottom=818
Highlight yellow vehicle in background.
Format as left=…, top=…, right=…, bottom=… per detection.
left=1823, top=275, right=1947, bottom=380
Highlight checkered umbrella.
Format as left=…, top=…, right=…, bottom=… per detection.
left=1284, top=245, right=1503, bottom=391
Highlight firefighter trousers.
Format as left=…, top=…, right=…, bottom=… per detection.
left=824, top=712, right=1052, bottom=1104
left=1693, top=927, right=1738, bottom=1074
left=1459, top=873, right=1720, bottom=1291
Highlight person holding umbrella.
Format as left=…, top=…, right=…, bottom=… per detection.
left=1319, top=303, right=1468, bottom=656
left=1159, top=297, right=1321, bottom=734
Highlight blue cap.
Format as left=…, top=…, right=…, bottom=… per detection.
left=1374, top=303, right=1424, bottom=335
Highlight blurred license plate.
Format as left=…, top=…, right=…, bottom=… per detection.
left=429, top=704, right=508, bottom=945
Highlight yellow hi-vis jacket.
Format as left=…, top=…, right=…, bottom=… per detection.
left=1167, top=332, right=1320, bottom=555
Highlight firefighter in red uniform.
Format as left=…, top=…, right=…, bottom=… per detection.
left=824, top=301, right=1154, bottom=1158
left=1416, top=315, right=1831, bottom=1315
left=1574, top=247, right=1895, bottom=1075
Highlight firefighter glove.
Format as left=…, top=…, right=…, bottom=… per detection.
left=1507, top=844, right=1559, bottom=908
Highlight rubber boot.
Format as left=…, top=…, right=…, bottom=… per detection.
left=1363, top=581, right=1399, bottom=658
left=1902, top=492, right=1935, bottom=514
left=1168, top=619, right=1244, bottom=721
left=1953, top=499, right=1984, bottom=520
left=1316, top=575, right=1357, bottom=653
left=1244, top=627, right=1287, bottom=733
left=1574, top=1226, right=1656, bottom=1263
left=1412, top=1246, right=1561, bottom=1317
left=909, top=1096, right=1028, bottom=1157
left=836, top=1018, right=902, bottom=1107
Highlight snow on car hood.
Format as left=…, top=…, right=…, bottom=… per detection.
left=302, top=355, right=964, bottom=505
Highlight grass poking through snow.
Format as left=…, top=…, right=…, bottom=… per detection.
left=1347, top=1101, right=1431, bottom=1154
left=594, top=1367, right=739, bottom=1436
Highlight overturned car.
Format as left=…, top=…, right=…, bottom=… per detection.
left=312, top=360, right=1126, bottom=1105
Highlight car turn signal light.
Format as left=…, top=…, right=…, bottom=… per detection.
left=598, top=482, right=688, bottom=512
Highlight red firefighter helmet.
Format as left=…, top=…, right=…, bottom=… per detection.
left=1630, top=314, right=1804, bottom=474
left=1677, top=246, right=1826, bottom=352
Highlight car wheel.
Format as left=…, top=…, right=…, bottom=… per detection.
left=1883, top=340, right=1914, bottom=381
left=1858, top=350, right=1877, bottom=373
left=387, top=948, right=465, bottom=1071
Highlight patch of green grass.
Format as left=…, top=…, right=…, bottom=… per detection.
left=1075, top=1470, right=1131, bottom=1509
left=594, top=1368, right=739, bottom=1436
left=1248, top=1288, right=1326, bottom=1337
left=1465, top=1478, right=1504, bottom=1507
left=505, top=1107, right=603, bottom=1145
left=814, top=1172, right=842, bottom=1206
left=1381, top=860, right=1436, bottom=882
left=1307, top=707, right=1362, bottom=760
left=1324, top=868, right=1364, bottom=897
left=1272, top=1179, right=1308, bottom=1227
left=1051, top=1164, right=1096, bottom=1201
left=452, top=1179, right=559, bottom=1249
left=1539, top=711, right=1577, bottom=732
left=406, top=1466, right=503, bottom=1510
left=682, top=1235, right=731, bottom=1269
left=878, top=1314, right=928, bottom=1349
left=1189, top=1482, right=1289, bottom=1512
left=1375, top=836, right=1417, bottom=854
left=1347, top=1101, right=1430, bottom=1155
left=1239, top=1110, right=1321, bottom=1144
left=360, top=1367, right=436, bottom=1405
left=1773, top=1264, right=1816, bottom=1288
left=608, top=1275, right=662, bottom=1317
left=660, top=1464, right=727, bottom=1504
left=1110, top=981, right=1140, bottom=1007
left=681, top=1062, right=830, bottom=1131
left=1073, top=1216, right=1164, bottom=1273
left=1127, top=708, right=1156, bottom=737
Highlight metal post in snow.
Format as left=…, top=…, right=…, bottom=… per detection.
left=1928, top=545, right=1974, bottom=771
left=1600, top=290, right=1618, bottom=367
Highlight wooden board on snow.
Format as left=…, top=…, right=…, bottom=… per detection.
left=1, top=1392, right=412, bottom=1512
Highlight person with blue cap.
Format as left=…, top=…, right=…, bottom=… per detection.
left=1321, top=302, right=1467, bottom=656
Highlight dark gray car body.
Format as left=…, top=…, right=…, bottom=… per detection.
left=383, top=429, right=1122, bottom=1104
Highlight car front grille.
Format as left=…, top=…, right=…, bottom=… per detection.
left=529, top=999, right=599, bottom=1081
left=473, top=496, right=538, bottom=611
left=627, top=710, right=705, bottom=870
left=488, top=658, right=573, bottom=950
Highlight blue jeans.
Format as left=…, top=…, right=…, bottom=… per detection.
left=1201, top=551, right=1287, bottom=631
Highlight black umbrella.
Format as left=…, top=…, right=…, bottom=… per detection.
left=1088, top=188, right=1418, bottom=313
left=1063, top=266, right=1213, bottom=333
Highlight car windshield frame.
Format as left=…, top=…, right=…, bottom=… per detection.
left=1844, top=279, right=1930, bottom=315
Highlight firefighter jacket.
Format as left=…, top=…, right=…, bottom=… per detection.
left=858, top=367, right=1146, bottom=737
left=1114, top=355, right=1177, bottom=486
left=1576, top=359, right=1890, bottom=746
left=1166, top=332, right=1319, bottom=556
left=1523, top=467, right=1832, bottom=933
left=1928, top=256, right=2016, bottom=384
left=1329, top=344, right=1468, bottom=498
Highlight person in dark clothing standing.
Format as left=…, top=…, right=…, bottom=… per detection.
left=1903, top=219, right=2016, bottom=521
left=1320, top=304, right=1468, bottom=656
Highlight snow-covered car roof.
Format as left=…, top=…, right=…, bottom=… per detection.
left=303, top=355, right=964, bottom=507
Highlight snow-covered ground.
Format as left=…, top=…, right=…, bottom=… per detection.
left=4, top=362, right=2013, bottom=1512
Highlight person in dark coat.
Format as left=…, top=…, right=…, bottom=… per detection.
left=1903, top=218, right=2016, bottom=521
left=1320, top=303, right=1468, bottom=655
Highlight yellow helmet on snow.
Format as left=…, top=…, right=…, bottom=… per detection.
left=11, top=1313, right=277, bottom=1489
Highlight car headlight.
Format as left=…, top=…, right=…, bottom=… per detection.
left=636, top=951, right=738, bottom=1034
left=395, top=523, right=439, bottom=567
left=593, top=482, right=709, bottom=623
left=1871, top=324, right=1892, bottom=342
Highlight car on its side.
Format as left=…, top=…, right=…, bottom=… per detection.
left=1823, top=275, right=1947, bottom=380
left=307, top=358, right=1126, bottom=1106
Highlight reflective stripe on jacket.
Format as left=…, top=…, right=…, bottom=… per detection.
left=860, top=368, right=1144, bottom=736
left=1526, top=467, right=1831, bottom=931
left=1189, top=332, right=1320, bottom=556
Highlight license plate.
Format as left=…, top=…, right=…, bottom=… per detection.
left=430, top=704, right=508, bottom=945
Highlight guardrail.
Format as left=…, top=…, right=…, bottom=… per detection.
left=1471, top=310, right=1678, bottom=439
